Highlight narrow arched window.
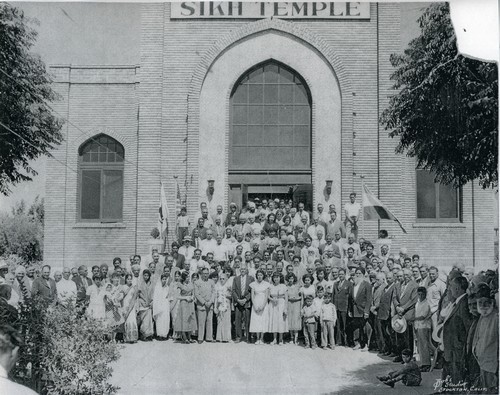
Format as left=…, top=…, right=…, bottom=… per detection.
left=78, top=135, right=124, bottom=222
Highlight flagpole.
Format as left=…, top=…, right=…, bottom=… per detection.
left=360, top=175, right=365, bottom=241
left=174, top=175, right=179, bottom=247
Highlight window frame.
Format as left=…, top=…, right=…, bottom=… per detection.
left=77, top=135, right=124, bottom=223
left=415, top=169, right=462, bottom=223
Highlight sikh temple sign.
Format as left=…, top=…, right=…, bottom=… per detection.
left=171, top=2, right=371, bottom=19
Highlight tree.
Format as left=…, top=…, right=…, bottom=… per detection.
left=0, top=3, right=63, bottom=195
left=0, top=197, right=44, bottom=262
left=380, top=3, right=498, bottom=189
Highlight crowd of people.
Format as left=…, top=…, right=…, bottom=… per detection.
left=0, top=194, right=498, bottom=393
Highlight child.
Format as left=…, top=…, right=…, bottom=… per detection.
left=301, top=295, right=318, bottom=349
left=320, top=293, right=337, bottom=350
left=313, top=286, right=325, bottom=344
left=177, top=206, right=190, bottom=243
left=377, top=349, right=422, bottom=388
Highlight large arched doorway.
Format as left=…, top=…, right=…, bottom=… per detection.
left=229, top=61, right=313, bottom=209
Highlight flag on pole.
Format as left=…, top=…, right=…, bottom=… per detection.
left=158, top=182, right=169, bottom=238
left=175, top=178, right=182, bottom=214
left=362, top=183, right=407, bottom=234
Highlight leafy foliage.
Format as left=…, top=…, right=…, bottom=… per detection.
left=0, top=3, right=63, bottom=195
left=380, top=3, right=498, bottom=189
left=0, top=198, right=44, bottom=263
left=11, top=297, right=120, bottom=394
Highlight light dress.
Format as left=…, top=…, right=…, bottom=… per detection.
left=249, top=280, right=270, bottom=333
left=268, top=283, right=288, bottom=333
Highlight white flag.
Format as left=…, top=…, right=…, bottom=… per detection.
left=158, top=182, right=169, bottom=238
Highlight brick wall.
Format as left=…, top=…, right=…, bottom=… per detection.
left=45, top=3, right=496, bottom=272
left=45, top=65, right=139, bottom=267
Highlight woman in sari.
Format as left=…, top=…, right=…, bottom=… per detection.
left=153, top=272, right=171, bottom=340
left=137, top=269, right=154, bottom=341
left=86, top=275, right=107, bottom=320
left=121, top=274, right=138, bottom=343
left=214, top=271, right=232, bottom=342
left=105, top=273, right=125, bottom=340
left=169, top=269, right=181, bottom=339
left=173, top=271, right=197, bottom=343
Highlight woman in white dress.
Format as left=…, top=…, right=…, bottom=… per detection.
left=153, top=272, right=172, bottom=340
left=86, top=275, right=107, bottom=320
left=169, top=269, right=181, bottom=340
left=268, top=272, right=288, bottom=345
left=249, top=269, right=270, bottom=345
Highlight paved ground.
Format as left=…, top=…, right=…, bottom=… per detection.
left=111, top=340, right=441, bottom=395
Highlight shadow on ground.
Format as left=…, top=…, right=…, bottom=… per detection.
left=325, top=356, right=441, bottom=395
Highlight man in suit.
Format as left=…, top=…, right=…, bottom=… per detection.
left=194, top=268, right=215, bottom=343
left=370, top=272, right=386, bottom=352
left=31, top=264, right=57, bottom=304
left=333, top=268, right=353, bottom=346
left=393, top=268, right=418, bottom=362
left=169, top=242, right=185, bottom=270
left=377, top=271, right=397, bottom=356
left=232, top=264, right=254, bottom=343
left=442, top=275, right=472, bottom=384
left=347, top=267, right=372, bottom=350
left=72, top=265, right=93, bottom=307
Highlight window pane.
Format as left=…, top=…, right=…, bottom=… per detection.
left=264, top=106, right=278, bottom=125
left=279, top=85, right=293, bottom=103
left=439, top=183, right=458, bottom=218
left=81, top=170, right=101, bottom=220
left=263, top=126, right=279, bottom=146
left=247, top=126, right=263, bottom=146
left=264, top=64, right=279, bottom=83
left=416, top=170, right=437, bottom=218
left=233, top=105, right=247, bottom=124
left=294, top=84, right=309, bottom=104
left=264, top=84, right=279, bottom=104
left=233, top=126, right=247, bottom=146
left=248, top=84, right=263, bottom=104
left=102, top=170, right=123, bottom=220
left=279, top=105, right=293, bottom=124
left=248, top=106, right=263, bottom=124
left=232, top=84, right=247, bottom=104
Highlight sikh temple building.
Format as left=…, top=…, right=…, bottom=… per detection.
left=44, top=2, right=496, bottom=270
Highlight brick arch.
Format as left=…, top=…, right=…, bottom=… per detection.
left=186, top=18, right=353, bottom=210
left=188, top=18, right=351, bottom=102
left=73, top=127, right=134, bottom=155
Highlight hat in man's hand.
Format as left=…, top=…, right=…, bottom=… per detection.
left=391, top=315, right=407, bottom=334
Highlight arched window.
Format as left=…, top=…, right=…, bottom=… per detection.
left=78, top=135, right=124, bottom=222
left=230, top=62, right=311, bottom=171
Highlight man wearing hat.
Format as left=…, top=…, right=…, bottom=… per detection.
left=179, top=236, right=195, bottom=262
left=442, top=275, right=472, bottom=384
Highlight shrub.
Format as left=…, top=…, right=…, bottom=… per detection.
left=11, top=297, right=120, bottom=394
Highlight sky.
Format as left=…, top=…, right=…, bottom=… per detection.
left=0, top=2, right=435, bottom=212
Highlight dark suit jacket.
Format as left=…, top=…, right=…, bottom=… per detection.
left=395, top=280, right=418, bottom=321
left=31, top=277, right=57, bottom=302
left=443, top=294, right=472, bottom=362
left=172, top=253, right=186, bottom=269
left=72, top=275, right=93, bottom=304
left=350, top=280, right=372, bottom=318
left=378, top=282, right=396, bottom=321
left=333, top=279, right=353, bottom=312
left=232, top=275, right=254, bottom=309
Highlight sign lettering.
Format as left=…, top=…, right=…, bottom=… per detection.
left=171, top=2, right=370, bottom=19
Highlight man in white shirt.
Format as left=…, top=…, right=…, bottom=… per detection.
left=426, top=266, right=446, bottom=329
left=179, top=236, right=195, bottom=262
left=56, top=267, right=77, bottom=305
left=344, top=192, right=361, bottom=239
left=212, top=234, right=228, bottom=263
left=189, top=249, right=209, bottom=277
left=201, top=229, right=217, bottom=258
left=317, top=203, right=331, bottom=228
